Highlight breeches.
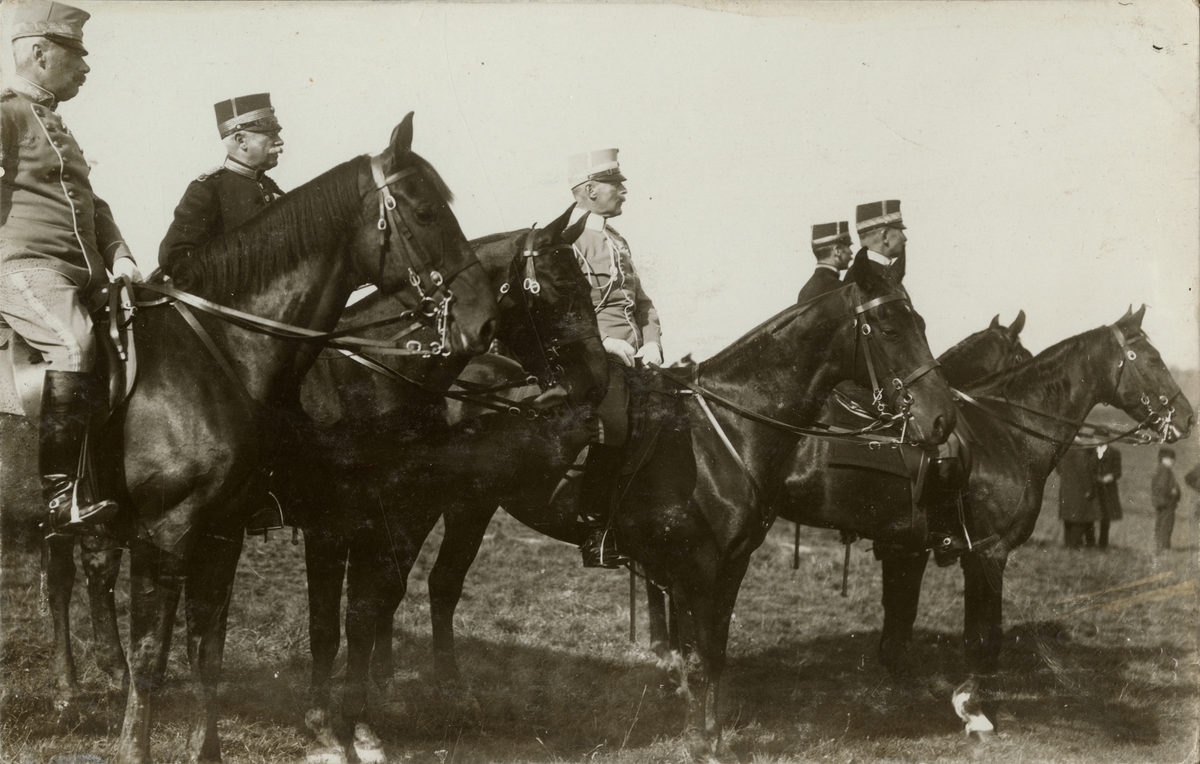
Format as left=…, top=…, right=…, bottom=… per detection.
left=0, top=268, right=95, bottom=372
left=596, top=361, right=629, bottom=446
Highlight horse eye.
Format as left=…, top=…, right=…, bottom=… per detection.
left=415, top=206, right=439, bottom=225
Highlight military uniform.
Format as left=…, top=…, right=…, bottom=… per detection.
left=797, top=221, right=851, bottom=303
left=855, top=199, right=906, bottom=275
left=159, top=93, right=284, bottom=273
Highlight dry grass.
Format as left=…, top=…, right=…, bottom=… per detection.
left=2, top=434, right=1197, bottom=763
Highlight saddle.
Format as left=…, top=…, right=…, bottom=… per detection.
left=0, top=280, right=137, bottom=419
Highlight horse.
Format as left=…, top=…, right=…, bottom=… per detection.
left=304, top=249, right=959, bottom=759
left=291, top=205, right=609, bottom=763
left=1, top=114, right=499, bottom=764
left=779, top=305, right=1193, bottom=738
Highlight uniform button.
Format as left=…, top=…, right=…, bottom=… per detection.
left=67, top=190, right=78, bottom=198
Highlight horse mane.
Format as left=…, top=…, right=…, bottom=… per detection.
left=167, top=156, right=367, bottom=297
left=939, top=327, right=992, bottom=364
left=966, top=327, right=1105, bottom=400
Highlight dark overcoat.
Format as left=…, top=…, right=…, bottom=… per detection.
left=1057, top=448, right=1100, bottom=523
left=797, top=265, right=842, bottom=303
left=1094, top=446, right=1123, bottom=521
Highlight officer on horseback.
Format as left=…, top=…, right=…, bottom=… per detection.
left=855, top=199, right=906, bottom=272
left=159, top=93, right=288, bottom=536
left=0, top=1, right=141, bottom=531
left=568, top=148, right=662, bottom=568
left=797, top=221, right=852, bottom=303
left=159, top=93, right=285, bottom=274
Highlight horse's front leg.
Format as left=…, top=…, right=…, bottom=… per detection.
left=428, top=502, right=496, bottom=684
left=302, top=525, right=350, bottom=761
left=81, top=534, right=129, bottom=692
left=43, top=534, right=83, bottom=719
left=117, top=542, right=186, bottom=764
left=183, top=524, right=245, bottom=763
left=645, top=580, right=672, bottom=660
left=954, top=551, right=1007, bottom=740
left=878, top=549, right=930, bottom=676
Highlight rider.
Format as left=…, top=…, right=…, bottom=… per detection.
left=797, top=221, right=852, bottom=303
left=1, top=1, right=142, bottom=531
left=158, top=93, right=285, bottom=274
left=568, top=148, right=662, bottom=568
left=854, top=199, right=907, bottom=274
left=158, top=93, right=287, bottom=536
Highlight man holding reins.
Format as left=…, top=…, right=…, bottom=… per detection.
left=1, top=1, right=141, bottom=532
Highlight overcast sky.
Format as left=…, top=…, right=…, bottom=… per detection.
left=3, top=0, right=1197, bottom=368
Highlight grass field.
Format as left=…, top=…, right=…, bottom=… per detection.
left=2, top=430, right=1197, bottom=763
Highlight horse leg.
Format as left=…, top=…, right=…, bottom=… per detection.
left=427, top=504, right=496, bottom=684
left=302, top=525, right=351, bottom=760
left=878, top=550, right=930, bottom=676
left=44, top=534, right=84, bottom=719
left=117, top=543, right=185, bottom=764
left=182, top=526, right=244, bottom=763
left=955, top=552, right=1006, bottom=740
left=81, top=533, right=129, bottom=692
left=645, top=580, right=672, bottom=660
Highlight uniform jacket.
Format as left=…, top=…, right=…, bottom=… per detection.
left=158, top=157, right=283, bottom=272
left=0, top=78, right=129, bottom=292
left=1094, top=446, right=1123, bottom=521
left=1151, top=463, right=1181, bottom=511
left=1057, top=448, right=1100, bottom=523
left=572, top=214, right=660, bottom=350
left=797, top=264, right=842, bottom=303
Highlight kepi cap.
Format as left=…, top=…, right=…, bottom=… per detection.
left=568, top=148, right=626, bottom=188
left=856, top=200, right=905, bottom=235
left=811, top=221, right=852, bottom=254
left=10, top=1, right=89, bottom=54
left=214, top=93, right=282, bottom=139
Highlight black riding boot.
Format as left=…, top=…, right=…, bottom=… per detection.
left=579, top=444, right=628, bottom=568
left=40, top=370, right=117, bottom=532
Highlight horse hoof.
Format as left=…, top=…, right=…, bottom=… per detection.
left=353, top=723, right=386, bottom=764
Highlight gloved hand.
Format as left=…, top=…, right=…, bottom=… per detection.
left=112, top=256, right=142, bottom=282
left=634, top=341, right=663, bottom=368
left=603, top=336, right=636, bottom=367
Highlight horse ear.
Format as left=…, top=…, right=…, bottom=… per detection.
left=543, top=203, right=576, bottom=244
left=1010, top=309, right=1026, bottom=336
left=1132, top=304, right=1147, bottom=327
left=389, top=112, right=415, bottom=162
left=561, top=207, right=589, bottom=246
left=989, top=314, right=1001, bottom=330
left=848, top=248, right=877, bottom=289
left=887, top=250, right=906, bottom=284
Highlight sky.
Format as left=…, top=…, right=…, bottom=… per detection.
left=2, top=0, right=1197, bottom=369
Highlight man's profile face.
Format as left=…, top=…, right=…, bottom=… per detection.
left=879, top=226, right=907, bottom=259
left=39, top=39, right=89, bottom=102
left=239, top=130, right=285, bottom=170
left=833, top=243, right=853, bottom=269
left=588, top=180, right=626, bottom=218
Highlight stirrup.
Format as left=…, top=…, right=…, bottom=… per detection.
left=246, top=493, right=285, bottom=537
left=46, top=478, right=119, bottom=534
left=581, top=529, right=629, bottom=569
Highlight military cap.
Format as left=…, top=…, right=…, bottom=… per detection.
left=856, top=200, right=905, bottom=235
left=10, top=1, right=90, bottom=54
left=1159, top=447, right=1176, bottom=460
left=568, top=148, right=627, bottom=189
left=214, top=93, right=282, bottom=139
left=811, top=221, right=852, bottom=254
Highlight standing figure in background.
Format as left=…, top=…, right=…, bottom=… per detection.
left=1, top=1, right=141, bottom=531
left=568, top=148, right=662, bottom=568
left=1151, top=447, right=1180, bottom=553
left=1093, top=438, right=1122, bottom=549
left=1057, top=447, right=1099, bottom=549
left=797, top=221, right=851, bottom=303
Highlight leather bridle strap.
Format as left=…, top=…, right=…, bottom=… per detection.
left=853, top=292, right=940, bottom=409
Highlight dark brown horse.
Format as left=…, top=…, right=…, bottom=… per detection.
left=3, top=114, right=499, bottom=764
left=291, top=206, right=608, bottom=763
left=304, top=251, right=958, bottom=759
left=780, top=306, right=1193, bottom=738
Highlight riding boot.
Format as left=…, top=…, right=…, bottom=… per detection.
left=39, top=370, right=118, bottom=532
left=579, top=444, right=629, bottom=568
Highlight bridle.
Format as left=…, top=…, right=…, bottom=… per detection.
left=1109, top=324, right=1183, bottom=443
left=366, top=153, right=468, bottom=357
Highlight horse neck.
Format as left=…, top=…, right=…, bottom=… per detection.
left=695, top=289, right=850, bottom=481
left=969, top=328, right=1117, bottom=460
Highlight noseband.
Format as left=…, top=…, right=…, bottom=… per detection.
left=1110, top=324, right=1183, bottom=442
left=853, top=292, right=940, bottom=425
left=368, top=153, right=467, bottom=357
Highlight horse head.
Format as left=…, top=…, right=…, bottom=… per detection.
left=939, top=310, right=1032, bottom=387
left=493, top=204, right=607, bottom=411
left=350, top=112, right=497, bottom=355
left=1107, top=305, right=1194, bottom=442
left=844, top=250, right=957, bottom=445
